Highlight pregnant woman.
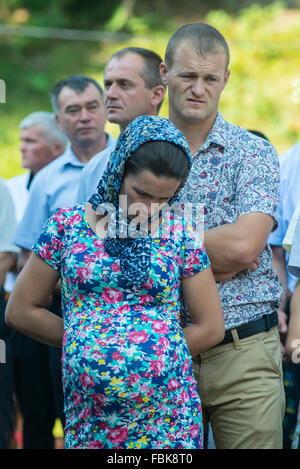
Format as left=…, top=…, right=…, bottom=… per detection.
left=6, top=115, right=224, bottom=449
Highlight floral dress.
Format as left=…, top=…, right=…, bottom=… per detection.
left=33, top=204, right=210, bottom=449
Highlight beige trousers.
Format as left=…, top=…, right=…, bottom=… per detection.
left=192, top=326, right=286, bottom=449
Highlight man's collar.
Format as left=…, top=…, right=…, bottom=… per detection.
left=199, top=112, right=230, bottom=152
left=65, top=133, right=116, bottom=167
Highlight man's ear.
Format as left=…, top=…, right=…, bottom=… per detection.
left=55, top=113, right=63, bottom=132
left=52, top=142, right=65, bottom=159
left=223, top=69, right=230, bottom=88
left=159, top=62, right=169, bottom=86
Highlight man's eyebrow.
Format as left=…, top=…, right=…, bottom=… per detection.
left=65, top=100, right=100, bottom=110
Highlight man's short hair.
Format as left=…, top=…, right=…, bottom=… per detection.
left=165, top=23, right=230, bottom=70
left=50, top=75, right=104, bottom=115
left=19, top=111, right=68, bottom=148
left=109, top=47, right=165, bottom=90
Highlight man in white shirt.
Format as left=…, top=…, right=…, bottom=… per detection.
left=0, top=178, right=19, bottom=448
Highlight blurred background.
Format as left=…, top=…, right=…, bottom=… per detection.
left=1, top=0, right=300, bottom=178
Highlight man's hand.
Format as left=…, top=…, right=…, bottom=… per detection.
left=213, top=257, right=260, bottom=282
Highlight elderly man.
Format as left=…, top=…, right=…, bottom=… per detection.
left=76, top=47, right=165, bottom=202
left=160, top=23, right=284, bottom=449
left=6, top=111, right=67, bottom=224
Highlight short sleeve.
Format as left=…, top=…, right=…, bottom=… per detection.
left=182, top=224, right=210, bottom=278
left=14, top=172, right=50, bottom=250
left=32, top=209, right=66, bottom=271
left=268, top=195, right=284, bottom=246
left=236, top=141, right=280, bottom=229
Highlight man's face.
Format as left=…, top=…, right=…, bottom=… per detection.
left=56, top=83, right=106, bottom=147
left=103, top=53, right=157, bottom=132
left=19, top=125, right=60, bottom=175
left=160, top=41, right=230, bottom=127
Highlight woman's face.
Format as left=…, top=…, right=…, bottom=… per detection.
left=120, top=169, right=181, bottom=221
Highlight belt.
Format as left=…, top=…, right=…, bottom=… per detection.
left=217, top=311, right=278, bottom=347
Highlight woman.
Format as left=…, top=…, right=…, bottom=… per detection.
left=6, top=116, right=224, bottom=449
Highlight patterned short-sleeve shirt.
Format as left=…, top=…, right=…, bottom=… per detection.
left=179, top=112, right=282, bottom=330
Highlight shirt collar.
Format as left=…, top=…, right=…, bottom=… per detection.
left=63, top=133, right=115, bottom=168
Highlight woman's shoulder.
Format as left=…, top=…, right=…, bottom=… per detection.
left=48, top=204, right=86, bottom=232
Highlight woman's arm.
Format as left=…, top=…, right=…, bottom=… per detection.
left=5, top=252, right=63, bottom=347
left=182, top=265, right=224, bottom=356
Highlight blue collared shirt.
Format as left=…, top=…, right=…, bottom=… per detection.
left=179, top=112, right=281, bottom=330
left=268, top=141, right=300, bottom=292
left=76, top=141, right=117, bottom=203
left=14, top=135, right=115, bottom=250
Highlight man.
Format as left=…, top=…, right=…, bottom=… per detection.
left=268, top=142, right=300, bottom=447
left=160, top=23, right=285, bottom=449
left=14, top=75, right=114, bottom=253
left=4, top=111, right=66, bottom=449
left=13, top=75, right=114, bottom=447
left=76, top=47, right=165, bottom=202
left=6, top=111, right=66, bottom=223
left=0, top=179, right=19, bottom=448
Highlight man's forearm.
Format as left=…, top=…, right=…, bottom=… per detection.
left=203, top=213, right=274, bottom=275
left=204, top=224, right=258, bottom=273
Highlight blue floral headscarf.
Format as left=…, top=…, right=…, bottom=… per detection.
left=89, top=115, right=191, bottom=288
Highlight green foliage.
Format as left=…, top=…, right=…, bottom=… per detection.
left=1, top=1, right=300, bottom=179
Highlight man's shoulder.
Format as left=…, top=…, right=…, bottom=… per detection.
left=82, top=143, right=117, bottom=175
left=229, top=122, right=273, bottom=151
left=214, top=115, right=275, bottom=157
left=6, top=172, right=29, bottom=188
left=31, top=148, right=72, bottom=184
left=279, top=141, right=300, bottom=165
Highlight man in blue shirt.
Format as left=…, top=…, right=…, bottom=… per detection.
left=76, top=47, right=165, bottom=203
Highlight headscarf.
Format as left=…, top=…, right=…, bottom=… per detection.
left=89, top=115, right=191, bottom=288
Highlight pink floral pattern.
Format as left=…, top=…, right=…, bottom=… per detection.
left=33, top=204, right=210, bottom=449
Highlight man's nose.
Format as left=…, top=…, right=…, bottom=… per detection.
left=191, top=78, right=205, bottom=96
left=79, top=108, right=91, bottom=121
left=19, top=142, right=26, bottom=152
left=105, top=83, right=119, bottom=100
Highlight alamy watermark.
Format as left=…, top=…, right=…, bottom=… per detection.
left=94, top=198, right=205, bottom=248
left=0, top=79, right=6, bottom=103
left=291, top=339, right=300, bottom=364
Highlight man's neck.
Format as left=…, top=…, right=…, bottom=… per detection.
left=71, top=133, right=108, bottom=163
left=170, top=112, right=217, bottom=156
